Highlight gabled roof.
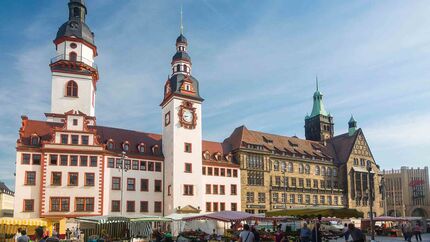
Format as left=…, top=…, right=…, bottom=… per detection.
left=326, top=128, right=361, bottom=164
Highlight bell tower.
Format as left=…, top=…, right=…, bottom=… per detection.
left=305, top=78, right=334, bottom=141
left=161, top=9, right=204, bottom=215
left=48, top=0, right=99, bottom=122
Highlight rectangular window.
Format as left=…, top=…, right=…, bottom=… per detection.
left=141, top=179, right=149, bottom=191
left=206, top=184, right=211, bottom=194
left=212, top=184, right=218, bottom=194
left=51, top=172, right=62, bottom=186
left=22, top=153, right=31, bottom=164
left=68, top=173, right=78, bottom=186
left=112, top=177, right=121, bottom=190
left=81, top=135, right=89, bottom=145
left=124, top=159, right=131, bottom=169
left=90, top=156, right=98, bottom=167
left=220, top=202, right=225, bottom=211
left=227, top=169, right=232, bottom=177
left=23, top=199, right=34, bottom=212
left=71, top=135, right=79, bottom=145
left=273, top=193, right=279, bottom=203
left=127, top=178, right=136, bottom=191
left=184, top=185, right=193, bottom=195
left=298, top=194, right=303, bottom=204
left=184, top=143, right=192, bottom=153
left=306, top=195, right=311, bottom=204
left=140, top=160, right=146, bottom=170
left=155, top=162, right=162, bottom=172
left=299, top=178, right=304, bottom=187
left=108, top=158, right=115, bottom=168
left=220, top=168, right=225, bottom=176
left=185, top=163, right=192, bottom=173
left=231, top=203, right=237, bottom=211
left=126, top=201, right=135, bottom=212
left=60, top=155, right=68, bottom=166
left=111, top=200, right=120, bottom=212
left=291, top=178, right=297, bottom=187
left=154, top=180, right=162, bottom=192
left=70, top=155, right=78, bottom=166
left=50, top=154, right=58, bottom=165
left=231, top=184, right=237, bottom=195
left=220, top=185, right=225, bottom=195
left=258, top=192, right=265, bottom=203
left=208, top=167, right=213, bottom=176
left=154, top=201, right=162, bottom=213
left=320, top=195, right=325, bottom=204
left=233, top=169, right=238, bottom=177
left=214, top=168, right=219, bottom=176
left=50, top=197, right=69, bottom=212
left=61, top=134, right=68, bottom=144
left=32, top=154, right=41, bottom=165
left=132, top=160, right=139, bottom=170
left=290, top=194, right=295, bottom=204
left=25, top=171, right=36, bottom=185
left=313, top=179, right=318, bottom=188
left=213, top=202, right=219, bottom=212
left=73, top=119, right=78, bottom=126
left=306, top=179, right=311, bottom=188
left=80, top=156, right=88, bottom=166
left=246, top=192, right=254, bottom=203
left=116, top=159, right=122, bottom=168
left=85, top=173, right=95, bottom=186
left=75, top=197, right=94, bottom=212
left=148, top=162, right=154, bottom=171
left=202, top=166, right=206, bottom=175
left=313, top=195, right=318, bottom=205
left=206, top=202, right=211, bottom=212
left=140, top=201, right=148, bottom=212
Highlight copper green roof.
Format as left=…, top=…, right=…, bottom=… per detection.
left=309, top=78, right=329, bottom=118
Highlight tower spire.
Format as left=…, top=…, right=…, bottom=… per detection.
left=180, top=5, right=184, bottom=35
left=316, top=75, right=319, bottom=91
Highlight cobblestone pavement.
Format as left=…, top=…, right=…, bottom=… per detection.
left=327, top=233, right=430, bottom=242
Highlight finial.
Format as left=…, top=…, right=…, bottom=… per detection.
left=316, top=75, right=319, bottom=91
left=180, top=5, right=184, bottom=35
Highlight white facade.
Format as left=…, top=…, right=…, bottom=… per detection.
left=162, top=97, right=204, bottom=214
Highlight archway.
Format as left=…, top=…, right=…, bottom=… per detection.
left=411, top=208, right=428, bottom=218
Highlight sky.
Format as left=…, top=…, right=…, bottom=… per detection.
left=0, top=0, right=429, bottom=190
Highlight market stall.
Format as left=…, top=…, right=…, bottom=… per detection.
left=360, top=216, right=423, bottom=237
left=77, top=215, right=171, bottom=241
left=0, top=217, right=47, bottom=241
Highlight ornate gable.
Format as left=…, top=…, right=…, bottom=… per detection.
left=351, top=133, right=372, bottom=158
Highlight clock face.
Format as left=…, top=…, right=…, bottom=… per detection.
left=182, top=109, right=193, bottom=123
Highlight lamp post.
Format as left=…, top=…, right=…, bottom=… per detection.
left=118, top=151, right=128, bottom=216
left=367, top=160, right=375, bottom=241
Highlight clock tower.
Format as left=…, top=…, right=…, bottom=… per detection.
left=161, top=18, right=204, bottom=215
left=48, top=0, right=99, bottom=122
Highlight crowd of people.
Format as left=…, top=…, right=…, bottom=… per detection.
left=401, top=221, right=423, bottom=242
left=13, top=227, right=62, bottom=242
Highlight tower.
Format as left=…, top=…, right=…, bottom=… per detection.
left=161, top=11, right=204, bottom=215
left=348, top=115, right=357, bottom=136
left=305, top=78, right=334, bottom=141
left=48, top=0, right=99, bottom=122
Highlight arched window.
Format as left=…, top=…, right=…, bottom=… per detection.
left=31, top=134, right=40, bottom=146
left=273, top=161, right=279, bottom=171
left=287, top=162, right=293, bottom=173
left=69, top=52, right=77, bottom=62
left=305, top=164, right=310, bottom=174
left=73, top=7, right=81, bottom=18
left=66, top=80, right=78, bottom=97
left=327, top=167, right=332, bottom=176
left=122, top=142, right=130, bottom=152
left=315, top=165, right=320, bottom=175
left=299, top=164, right=304, bottom=174
left=138, top=143, right=145, bottom=153
left=281, top=161, right=286, bottom=172
left=107, top=141, right=114, bottom=150
left=321, top=167, right=326, bottom=176
left=333, top=168, right=338, bottom=177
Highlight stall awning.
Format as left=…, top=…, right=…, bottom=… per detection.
left=183, top=211, right=254, bottom=222
left=0, top=217, right=47, bottom=226
left=77, top=215, right=171, bottom=224
left=361, top=216, right=423, bottom=222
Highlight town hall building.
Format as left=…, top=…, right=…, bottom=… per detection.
left=14, top=0, right=383, bottom=231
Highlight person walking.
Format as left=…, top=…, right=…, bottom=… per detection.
left=17, top=230, right=30, bottom=242
left=251, top=226, right=260, bottom=242
left=35, top=227, right=46, bottom=242
left=14, top=228, right=22, bottom=242
left=343, top=223, right=350, bottom=242
left=404, top=222, right=413, bottom=242
left=347, top=223, right=365, bottom=242
left=414, top=222, right=422, bottom=241
left=239, top=224, right=255, bottom=242
left=300, top=223, right=311, bottom=242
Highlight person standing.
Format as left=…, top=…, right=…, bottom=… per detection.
left=251, top=226, right=260, bottom=242
left=300, top=223, right=311, bottom=242
left=17, top=230, right=30, bottom=242
left=275, top=227, right=283, bottom=242
left=347, top=223, right=365, bottom=242
left=239, top=224, right=255, bottom=242
left=414, top=222, right=423, bottom=241
left=35, top=227, right=46, bottom=242
left=343, top=223, right=350, bottom=242
left=14, top=228, right=22, bottom=242
left=311, top=223, right=322, bottom=242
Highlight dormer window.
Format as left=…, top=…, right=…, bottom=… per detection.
left=30, top=134, right=40, bottom=146
left=185, top=83, right=191, bottom=91
left=138, top=143, right=145, bottom=153
left=122, top=142, right=130, bottom=152
left=203, top=151, right=210, bottom=160
left=152, top=145, right=160, bottom=155
left=214, top=152, right=222, bottom=161
left=225, top=153, right=232, bottom=162
left=107, top=140, right=114, bottom=150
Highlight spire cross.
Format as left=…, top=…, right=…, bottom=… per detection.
left=180, top=5, right=184, bottom=35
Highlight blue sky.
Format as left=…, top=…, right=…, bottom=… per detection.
left=0, top=0, right=429, bottom=190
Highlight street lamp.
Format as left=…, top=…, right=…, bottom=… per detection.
left=118, top=151, right=128, bottom=216
left=367, top=160, right=375, bottom=241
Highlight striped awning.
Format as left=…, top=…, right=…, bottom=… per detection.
left=0, top=217, right=47, bottom=226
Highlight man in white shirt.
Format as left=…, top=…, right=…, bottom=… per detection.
left=14, top=228, right=22, bottom=242
left=239, top=224, right=255, bottom=242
